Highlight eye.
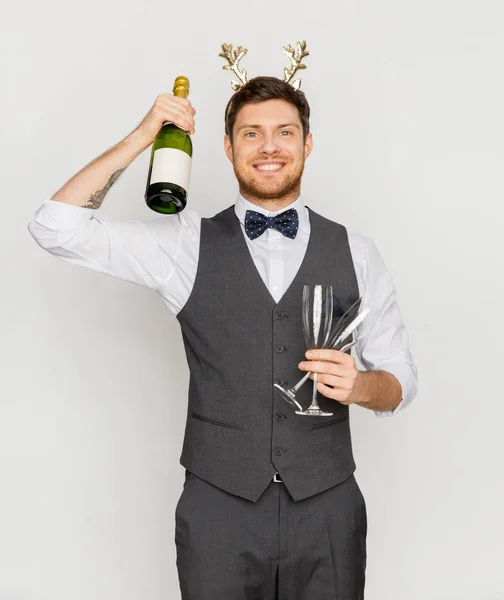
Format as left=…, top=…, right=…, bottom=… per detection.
left=280, top=130, right=292, bottom=136
left=245, top=131, right=258, bottom=138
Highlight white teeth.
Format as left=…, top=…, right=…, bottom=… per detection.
left=256, top=163, right=283, bottom=171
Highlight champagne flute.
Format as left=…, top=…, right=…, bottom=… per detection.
left=293, top=284, right=335, bottom=416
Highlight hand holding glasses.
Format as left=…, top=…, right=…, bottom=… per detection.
left=274, top=291, right=376, bottom=414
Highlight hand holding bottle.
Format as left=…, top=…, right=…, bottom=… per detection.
left=135, top=93, right=196, bottom=148
left=144, top=77, right=194, bottom=214
left=47, top=79, right=195, bottom=210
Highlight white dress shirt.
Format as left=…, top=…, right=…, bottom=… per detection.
left=28, top=194, right=418, bottom=418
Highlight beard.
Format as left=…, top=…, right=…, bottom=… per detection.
left=232, top=157, right=305, bottom=202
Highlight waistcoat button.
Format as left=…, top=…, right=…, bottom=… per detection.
left=275, top=312, right=284, bottom=320
left=275, top=378, right=285, bottom=386
left=274, top=447, right=283, bottom=456
left=275, top=345, right=286, bottom=353
left=275, top=413, right=286, bottom=422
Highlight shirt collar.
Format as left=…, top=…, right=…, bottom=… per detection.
left=234, top=192, right=308, bottom=228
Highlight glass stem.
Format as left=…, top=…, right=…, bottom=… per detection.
left=291, top=371, right=311, bottom=393
left=307, top=372, right=320, bottom=410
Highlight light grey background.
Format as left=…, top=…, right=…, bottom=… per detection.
left=1, top=0, right=503, bottom=598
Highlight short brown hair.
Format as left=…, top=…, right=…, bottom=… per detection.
left=225, top=76, right=310, bottom=142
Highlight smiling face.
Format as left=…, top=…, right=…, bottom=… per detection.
left=224, top=99, right=313, bottom=210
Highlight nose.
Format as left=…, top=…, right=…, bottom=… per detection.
left=258, top=132, right=281, bottom=155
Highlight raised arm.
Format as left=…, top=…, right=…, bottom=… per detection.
left=51, top=94, right=195, bottom=208
left=28, top=94, right=198, bottom=296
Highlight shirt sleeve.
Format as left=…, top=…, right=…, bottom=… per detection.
left=27, top=199, right=191, bottom=299
left=352, top=235, right=418, bottom=417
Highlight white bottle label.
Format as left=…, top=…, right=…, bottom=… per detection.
left=150, top=148, right=192, bottom=191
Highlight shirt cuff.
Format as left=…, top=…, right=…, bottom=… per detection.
left=372, top=361, right=418, bottom=418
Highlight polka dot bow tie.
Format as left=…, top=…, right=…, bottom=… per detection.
left=244, top=208, right=299, bottom=240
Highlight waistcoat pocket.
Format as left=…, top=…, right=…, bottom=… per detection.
left=191, top=411, right=245, bottom=431
left=309, top=414, right=349, bottom=430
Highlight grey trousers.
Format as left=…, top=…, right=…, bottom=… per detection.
left=175, top=470, right=367, bottom=599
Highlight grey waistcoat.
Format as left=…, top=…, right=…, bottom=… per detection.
left=176, top=205, right=360, bottom=502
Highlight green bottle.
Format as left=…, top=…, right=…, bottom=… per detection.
left=145, top=76, right=192, bottom=214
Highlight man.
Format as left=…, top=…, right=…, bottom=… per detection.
left=29, top=76, right=418, bottom=599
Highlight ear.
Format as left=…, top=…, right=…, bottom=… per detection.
left=224, top=134, right=234, bottom=163
left=304, top=132, right=313, bottom=160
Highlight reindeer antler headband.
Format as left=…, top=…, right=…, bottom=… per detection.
left=219, top=41, right=310, bottom=92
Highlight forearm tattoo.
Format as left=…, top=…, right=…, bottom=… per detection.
left=85, top=168, right=126, bottom=209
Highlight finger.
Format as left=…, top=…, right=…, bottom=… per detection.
left=171, top=97, right=196, bottom=118
left=306, top=349, right=352, bottom=364
left=162, top=103, right=195, bottom=125
left=299, top=360, right=342, bottom=376
left=159, top=106, right=195, bottom=132
left=158, top=98, right=195, bottom=123
left=309, top=373, right=354, bottom=390
left=176, top=119, right=195, bottom=133
left=161, top=94, right=192, bottom=109
left=316, top=381, right=353, bottom=404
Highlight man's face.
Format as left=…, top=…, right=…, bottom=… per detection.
left=224, top=99, right=313, bottom=203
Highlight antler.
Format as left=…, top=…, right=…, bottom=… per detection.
left=219, top=43, right=249, bottom=91
left=282, top=40, right=309, bottom=90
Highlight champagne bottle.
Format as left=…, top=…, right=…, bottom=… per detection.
left=145, top=76, right=192, bottom=214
